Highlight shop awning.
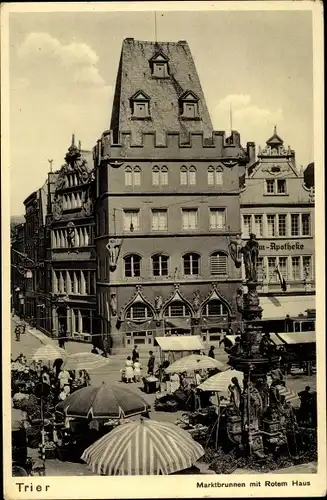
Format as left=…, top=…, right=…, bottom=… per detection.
left=269, top=333, right=284, bottom=345
left=276, top=331, right=316, bottom=345
left=164, top=318, right=191, bottom=331
left=156, top=335, right=204, bottom=352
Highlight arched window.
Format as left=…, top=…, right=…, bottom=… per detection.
left=183, top=252, right=200, bottom=275
left=203, top=300, right=229, bottom=316
left=180, top=166, right=188, bottom=185
left=124, top=254, right=141, bottom=277
left=125, top=166, right=132, bottom=186
left=126, top=303, right=153, bottom=321
left=180, top=166, right=197, bottom=186
left=133, top=166, right=141, bottom=186
left=152, top=254, right=169, bottom=276
left=210, top=251, right=228, bottom=275
left=125, top=166, right=141, bottom=186
left=207, top=166, right=223, bottom=186
left=152, top=166, right=160, bottom=185
left=164, top=301, right=191, bottom=317
left=189, top=166, right=197, bottom=185
left=161, top=166, right=168, bottom=185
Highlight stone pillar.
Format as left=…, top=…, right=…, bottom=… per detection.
left=66, top=307, right=71, bottom=337
left=52, top=306, right=57, bottom=337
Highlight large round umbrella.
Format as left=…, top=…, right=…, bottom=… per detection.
left=197, top=369, right=243, bottom=392
left=277, top=384, right=299, bottom=403
left=165, top=354, right=227, bottom=373
left=55, top=383, right=150, bottom=419
left=32, top=345, right=67, bottom=362
left=81, top=419, right=204, bottom=475
left=62, top=352, right=110, bottom=372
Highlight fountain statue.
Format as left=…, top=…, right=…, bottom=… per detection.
left=228, top=233, right=283, bottom=457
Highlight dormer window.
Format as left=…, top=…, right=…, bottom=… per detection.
left=129, top=90, right=151, bottom=119
left=179, top=91, right=200, bottom=120
left=149, top=52, right=170, bottom=78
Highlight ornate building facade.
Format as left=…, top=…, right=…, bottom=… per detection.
left=94, top=38, right=255, bottom=351
left=45, top=137, right=97, bottom=341
left=240, top=128, right=315, bottom=319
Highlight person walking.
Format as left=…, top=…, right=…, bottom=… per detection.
left=147, top=351, right=155, bottom=376
left=208, top=346, right=215, bottom=359
left=219, top=333, right=233, bottom=352
left=125, top=356, right=134, bottom=383
left=58, top=368, right=72, bottom=390
left=132, top=346, right=139, bottom=363
left=133, top=358, right=142, bottom=382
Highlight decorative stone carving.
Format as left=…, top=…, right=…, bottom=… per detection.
left=66, top=221, right=76, bottom=251
left=155, top=295, right=163, bottom=311
left=110, top=293, right=117, bottom=316
left=52, top=194, right=63, bottom=221
left=106, top=238, right=123, bottom=271
left=228, top=233, right=243, bottom=269
left=192, top=289, right=201, bottom=311
left=82, top=186, right=94, bottom=216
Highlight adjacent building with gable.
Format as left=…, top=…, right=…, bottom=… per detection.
left=94, top=38, right=255, bottom=351
left=240, top=128, right=315, bottom=319
left=45, top=137, right=97, bottom=342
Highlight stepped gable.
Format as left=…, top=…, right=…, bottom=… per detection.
left=110, top=38, right=213, bottom=143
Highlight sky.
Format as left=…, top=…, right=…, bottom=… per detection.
left=9, top=8, right=313, bottom=215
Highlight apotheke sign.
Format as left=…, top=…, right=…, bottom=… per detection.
left=259, top=242, right=305, bottom=252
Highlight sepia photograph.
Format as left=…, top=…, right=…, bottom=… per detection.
left=2, top=1, right=325, bottom=498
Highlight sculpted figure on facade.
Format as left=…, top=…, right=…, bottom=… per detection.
left=192, top=289, right=201, bottom=311
left=228, top=233, right=243, bottom=269
left=67, top=221, right=76, bottom=252
left=52, top=194, right=63, bottom=221
left=106, top=238, right=122, bottom=270
left=110, top=293, right=117, bottom=316
left=155, top=295, right=163, bottom=311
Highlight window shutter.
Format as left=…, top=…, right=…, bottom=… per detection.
left=210, top=254, right=227, bottom=275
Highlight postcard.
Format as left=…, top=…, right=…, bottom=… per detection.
left=1, top=1, right=325, bottom=498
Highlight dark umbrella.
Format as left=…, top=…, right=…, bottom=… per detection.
left=55, top=383, right=150, bottom=419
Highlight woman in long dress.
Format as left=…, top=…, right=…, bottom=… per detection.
left=125, top=356, right=134, bottom=383
left=133, top=359, right=142, bottom=382
left=170, top=372, right=180, bottom=393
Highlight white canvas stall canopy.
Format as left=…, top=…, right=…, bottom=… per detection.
left=156, top=335, right=205, bottom=363
left=276, top=331, right=316, bottom=344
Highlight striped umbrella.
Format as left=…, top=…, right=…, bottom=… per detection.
left=55, top=383, right=150, bottom=419
left=62, top=352, right=110, bottom=372
left=81, top=419, right=204, bottom=475
left=32, top=344, right=67, bottom=362
left=277, top=384, right=299, bottom=403
left=165, top=354, right=227, bottom=374
left=197, top=369, right=243, bottom=392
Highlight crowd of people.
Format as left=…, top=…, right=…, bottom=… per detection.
left=11, top=353, right=91, bottom=408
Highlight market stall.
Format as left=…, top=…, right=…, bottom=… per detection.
left=156, top=335, right=205, bottom=364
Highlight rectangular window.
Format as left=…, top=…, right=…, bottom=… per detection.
left=278, top=257, right=288, bottom=278
left=189, top=169, right=197, bottom=185
left=161, top=169, right=168, bottom=185
left=152, top=169, right=159, bottom=185
left=207, top=169, right=214, bottom=186
left=184, top=103, right=196, bottom=118
left=257, top=257, right=264, bottom=281
left=267, top=215, right=276, bottom=237
left=152, top=210, right=168, bottom=231
left=123, top=210, right=140, bottom=232
left=125, top=169, right=133, bottom=186
left=243, top=215, right=252, bottom=238
left=277, top=179, right=286, bottom=194
left=254, top=215, right=263, bottom=237
left=266, top=179, right=275, bottom=194
left=209, top=208, right=226, bottom=230
left=291, top=214, right=299, bottom=236
left=292, top=256, right=301, bottom=280
left=210, top=253, right=227, bottom=275
left=278, top=214, right=287, bottom=237
left=268, top=257, right=277, bottom=281
left=301, top=214, right=311, bottom=236
left=182, top=209, right=198, bottom=230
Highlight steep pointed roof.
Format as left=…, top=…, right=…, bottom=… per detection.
left=266, top=126, right=284, bottom=146
left=110, top=38, right=213, bottom=140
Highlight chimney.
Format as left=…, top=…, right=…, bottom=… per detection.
left=247, top=142, right=256, bottom=164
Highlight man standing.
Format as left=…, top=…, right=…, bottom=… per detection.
left=147, top=351, right=155, bottom=375
left=58, top=324, right=66, bottom=349
left=208, top=345, right=215, bottom=359
left=132, top=346, right=139, bottom=363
